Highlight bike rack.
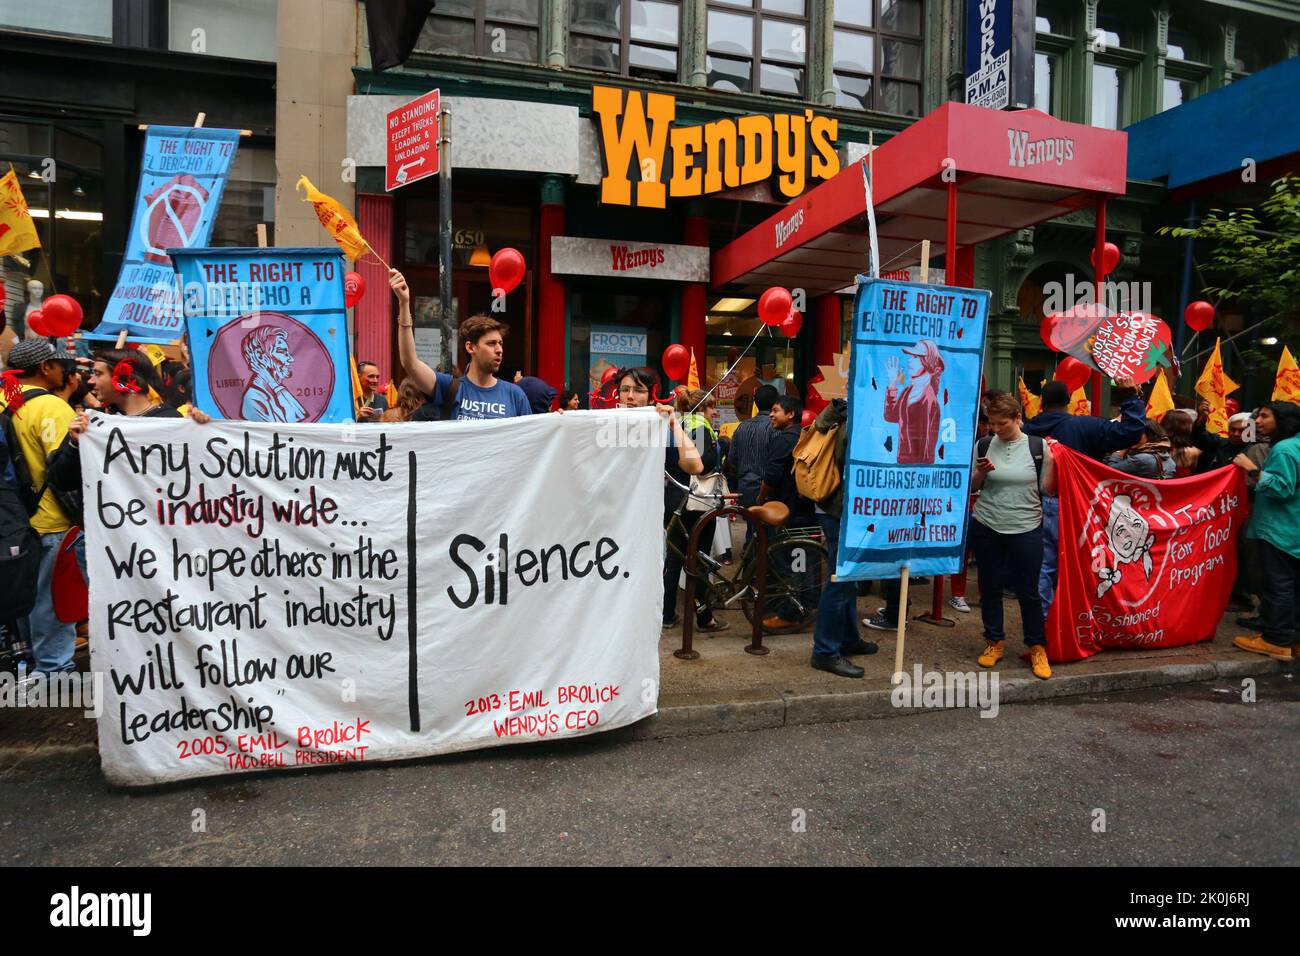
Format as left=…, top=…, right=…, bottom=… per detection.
left=675, top=505, right=770, bottom=660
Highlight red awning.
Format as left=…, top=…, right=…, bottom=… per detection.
left=711, top=102, right=1128, bottom=295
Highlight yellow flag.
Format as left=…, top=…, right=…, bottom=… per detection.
left=385, top=378, right=399, bottom=407
left=1194, top=337, right=1240, bottom=436
left=0, top=167, right=42, bottom=257
left=687, top=348, right=700, bottom=389
left=297, top=175, right=369, bottom=261
left=138, top=343, right=168, bottom=367
left=1068, top=387, right=1090, bottom=416
left=1146, top=371, right=1175, bottom=420
left=349, top=354, right=364, bottom=406
left=1017, top=376, right=1041, bottom=419
left=1274, top=345, right=1300, bottom=404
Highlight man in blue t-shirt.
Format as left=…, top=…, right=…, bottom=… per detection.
left=391, top=270, right=531, bottom=420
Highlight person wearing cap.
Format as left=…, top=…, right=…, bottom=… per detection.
left=0, top=338, right=82, bottom=675
left=1024, top=373, right=1143, bottom=614
left=883, top=339, right=944, bottom=465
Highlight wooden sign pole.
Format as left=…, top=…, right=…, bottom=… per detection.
left=256, top=223, right=268, bottom=248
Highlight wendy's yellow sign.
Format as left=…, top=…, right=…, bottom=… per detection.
left=592, top=86, right=839, bottom=208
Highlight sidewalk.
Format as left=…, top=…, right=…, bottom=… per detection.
left=1, top=581, right=1289, bottom=760
left=644, top=576, right=1291, bottom=738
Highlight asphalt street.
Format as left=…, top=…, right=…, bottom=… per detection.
left=2, top=674, right=1296, bottom=866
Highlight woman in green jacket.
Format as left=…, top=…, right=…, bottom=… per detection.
left=1232, top=401, right=1300, bottom=660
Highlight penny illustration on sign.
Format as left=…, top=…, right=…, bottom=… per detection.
left=207, top=312, right=334, bottom=422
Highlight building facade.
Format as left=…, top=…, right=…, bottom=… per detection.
left=0, top=1, right=279, bottom=345
left=330, top=0, right=1297, bottom=409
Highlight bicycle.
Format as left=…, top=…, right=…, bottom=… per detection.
left=664, top=473, right=830, bottom=631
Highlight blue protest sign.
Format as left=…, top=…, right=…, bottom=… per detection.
left=836, top=279, right=991, bottom=581
left=92, top=126, right=241, bottom=344
left=169, top=247, right=354, bottom=424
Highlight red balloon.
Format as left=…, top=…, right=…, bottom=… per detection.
left=1089, top=241, right=1121, bottom=277
left=662, top=344, right=690, bottom=381
left=1054, top=356, right=1092, bottom=393
left=1184, top=300, right=1215, bottom=332
left=40, top=294, right=83, bottom=336
left=800, top=409, right=816, bottom=428
left=344, top=271, right=366, bottom=308
left=489, top=248, right=526, bottom=296
left=758, top=286, right=793, bottom=326
left=600, top=365, right=619, bottom=385
left=779, top=310, right=803, bottom=338
left=26, top=310, right=52, bottom=337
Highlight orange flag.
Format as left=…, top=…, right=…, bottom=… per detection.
left=1146, top=370, right=1175, bottom=420
left=349, top=354, right=364, bottom=408
left=385, top=378, right=399, bottom=406
left=687, top=348, right=700, bottom=389
left=1068, top=387, right=1090, bottom=416
left=1017, top=375, right=1041, bottom=419
left=0, top=166, right=41, bottom=258
left=1273, top=345, right=1300, bottom=404
left=297, top=175, right=370, bottom=262
left=1194, top=337, right=1239, bottom=436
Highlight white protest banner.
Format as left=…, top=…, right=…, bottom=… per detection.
left=82, top=410, right=663, bottom=786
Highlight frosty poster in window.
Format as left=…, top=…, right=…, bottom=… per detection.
left=169, top=247, right=355, bottom=423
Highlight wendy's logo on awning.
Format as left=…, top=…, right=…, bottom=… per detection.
left=774, top=209, right=805, bottom=249
left=1007, top=128, right=1075, bottom=168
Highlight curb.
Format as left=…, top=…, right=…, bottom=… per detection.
left=632, top=656, right=1289, bottom=741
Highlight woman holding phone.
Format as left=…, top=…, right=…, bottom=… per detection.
left=968, top=393, right=1058, bottom=679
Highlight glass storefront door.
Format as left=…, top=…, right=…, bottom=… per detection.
left=569, top=285, right=669, bottom=395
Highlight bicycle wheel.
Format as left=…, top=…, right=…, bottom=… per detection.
left=741, top=536, right=830, bottom=627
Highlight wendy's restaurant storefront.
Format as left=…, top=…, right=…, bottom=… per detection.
left=343, top=83, right=874, bottom=411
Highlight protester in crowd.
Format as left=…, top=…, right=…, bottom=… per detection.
left=1026, top=374, right=1142, bottom=612
left=517, top=376, right=557, bottom=415
left=969, top=393, right=1058, bottom=679
left=759, top=395, right=816, bottom=630
left=0, top=339, right=83, bottom=677
left=947, top=409, right=993, bottom=614
left=391, top=269, right=530, bottom=420
left=356, top=360, right=388, bottom=422
left=161, top=363, right=192, bottom=415
left=612, top=368, right=712, bottom=629
left=807, top=397, right=879, bottom=677
left=380, top=379, right=425, bottom=423
left=1161, top=409, right=1201, bottom=477
left=559, top=385, right=583, bottom=411
left=1229, top=409, right=1275, bottom=621
left=1190, top=405, right=1253, bottom=473
left=0, top=422, right=38, bottom=676
left=1102, top=418, right=1176, bottom=479
left=1232, top=400, right=1300, bottom=660
left=728, top=384, right=777, bottom=510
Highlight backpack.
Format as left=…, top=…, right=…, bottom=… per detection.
left=977, top=434, right=1046, bottom=491
left=0, top=436, right=41, bottom=623
left=1, top=387, right=54, bottom=517
left=793, top=423, right=842, bottom=503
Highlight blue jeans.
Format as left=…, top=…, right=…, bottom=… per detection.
left=812, top=513, right=860, bottom=658
left=17, top=530, right=85, bottom=674
left=969, top=518, right=1045, bottom=647
left=1038, top=496, right=1059, bottom=615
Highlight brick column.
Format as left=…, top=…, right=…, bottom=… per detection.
left=355, top=192, right=394, bottom=381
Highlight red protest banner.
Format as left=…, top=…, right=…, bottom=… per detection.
left=386, top=89, right=440, bottom=192
left=1046, top=444, right=1247, bottom=663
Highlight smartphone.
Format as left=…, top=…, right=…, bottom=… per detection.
left=977, top=457, right=994, bottom=471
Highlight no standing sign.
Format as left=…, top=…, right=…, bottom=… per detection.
left=386, top=89, right=440, bottom=192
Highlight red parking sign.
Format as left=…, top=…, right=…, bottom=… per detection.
left=386, top=89, right=440, bottom=192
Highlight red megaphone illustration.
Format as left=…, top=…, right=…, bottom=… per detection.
left=141, top=174, right=210, bottom=265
